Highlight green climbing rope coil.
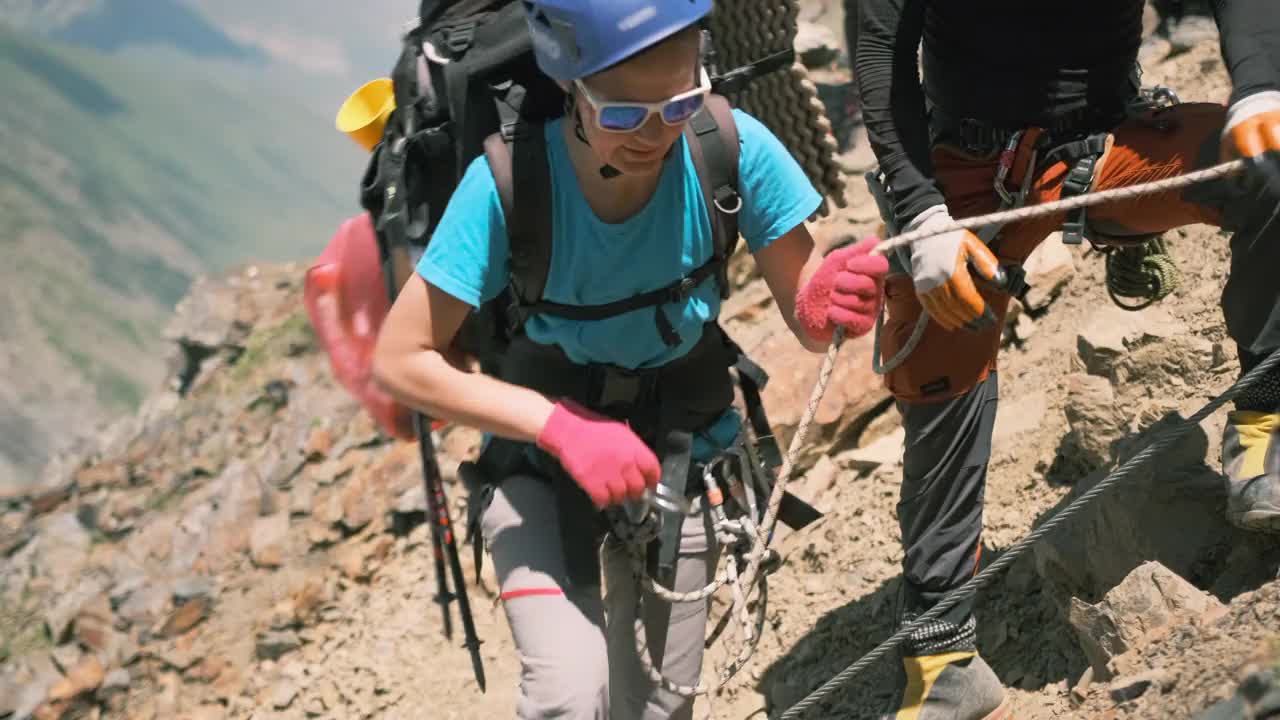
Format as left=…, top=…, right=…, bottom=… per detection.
left=1104, top=235, right=1183, bottom=311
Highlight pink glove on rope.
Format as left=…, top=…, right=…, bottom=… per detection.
left=795, top=237, right=890, bottom=343
left=535, top=400, right=662, bottom=509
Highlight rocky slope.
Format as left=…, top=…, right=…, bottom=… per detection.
left=2, top=21, right=1280, bottom=720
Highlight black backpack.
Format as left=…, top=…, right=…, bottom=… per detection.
left=358, top=0, right=795, bottom=370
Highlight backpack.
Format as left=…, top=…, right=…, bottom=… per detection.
left=357, top=0, right=794, bottom=377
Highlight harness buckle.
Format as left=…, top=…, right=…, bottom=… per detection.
left=502, top=294, right=528, bottom=335
left=447, top=22, right=477, bottom=55
left=993, top=131, right=1026, bottom=207
left=713, top=186, right=743, bottom=215
left=668, top=276, right=698, bottom=303
left=1060, top=153, right=1101, bottom=246
left=589, top=366, right=649, bottom=411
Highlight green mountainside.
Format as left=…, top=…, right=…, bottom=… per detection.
left=0, top=26, right=367, bottom=486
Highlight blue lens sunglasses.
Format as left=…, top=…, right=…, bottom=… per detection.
left=574, top=66, right=712, bottom=133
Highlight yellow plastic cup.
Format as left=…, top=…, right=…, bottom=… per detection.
left=336, top=77, right=397, bottom=153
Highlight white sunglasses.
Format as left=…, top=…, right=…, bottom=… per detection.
left=573, top=66, right=712, bottom=133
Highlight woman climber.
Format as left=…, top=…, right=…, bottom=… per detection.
left=370, top=0, right=888, bottom=717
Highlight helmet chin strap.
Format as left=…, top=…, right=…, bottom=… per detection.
left=567, top=91, right=622, bottom=179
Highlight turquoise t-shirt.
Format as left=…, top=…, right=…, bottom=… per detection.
left=417, top=108, right=822, bottom=459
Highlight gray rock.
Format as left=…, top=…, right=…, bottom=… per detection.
left=257, top=630, right=302, bottom=660
left=1077, top=307, right=1186, bottom=378
left=1062, top=373, right=1123, bottom=468
left=795, top=21, right=841, bottom=67
left=290, top=478, right=317, bottom=517
left=32, top=512, right=92, bottom=590
left=163, top=275, right=243, bottom=394
left=1067, top=562, right=1222, bottom=678
left=840, top=428, right=905, bottom=471
left=0, top=674, right=17, bottom=718
left=1109, top=668, right=1175, bottom=703
left=98, top=668, right=131, bottom=699
left=51, top=643, right=84, bottom=675
left=394, top=485, right=427, bottom=517
left=116, top=580, right=172, bottom=627
left=250, top=513, right=290, bottom=568
left=1034, top=417, right=1237, bottom=614
left=172, top=575, right=214, bottom=604
left=110, top=571, right=149, bottom=607
left=272, top=679, right=300, bottom=709
left=9, top=657, right=59, bottom=720
left=1022, top=233, right=1076, bottom=310
left=44, top=580, right=102, bottom=644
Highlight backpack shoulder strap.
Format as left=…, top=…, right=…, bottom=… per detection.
left=684, top=94, right=741, bottom=299
left=482, top=123, right=553, bottom=328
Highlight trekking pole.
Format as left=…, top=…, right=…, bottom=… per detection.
left=427, top=482, right=455, bottom=641
left=413, top=411, right=487, bottom=692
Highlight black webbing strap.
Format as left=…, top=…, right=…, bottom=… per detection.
left=651, top=430, right=693, bottom=589
left=517, top=266, right=715, bottom=320
left=685, top=96, right=742, bottom=300
left=483, top=123, right=554, bottom=332
left=1045, top=133, right=1109, bottom=245
left=731, top=351, right=782, bottom=471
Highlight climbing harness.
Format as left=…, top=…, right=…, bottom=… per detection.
left=623, top=430, right=785, bottom=695
left=615, top=341, right=839, bottom=697
left=865, top=83, right=1191, bottom=374
left=611, top=154, right=1255, bottom=705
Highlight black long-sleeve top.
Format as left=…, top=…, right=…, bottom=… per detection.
left=854, top=0, right=1280, bottom=227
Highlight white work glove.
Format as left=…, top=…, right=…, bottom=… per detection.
left=904, top=204, right=1002, bottom=332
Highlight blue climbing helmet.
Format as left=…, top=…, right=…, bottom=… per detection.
left=522, top=0, right=713, bottom=82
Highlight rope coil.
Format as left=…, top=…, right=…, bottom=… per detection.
left=1104, top=236, right=1183, bottom=310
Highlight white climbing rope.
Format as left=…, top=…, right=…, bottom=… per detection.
left=620, top=156, right=1255, bottom=703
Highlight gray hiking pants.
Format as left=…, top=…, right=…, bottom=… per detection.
left=480, top=474, right=720, bottom=719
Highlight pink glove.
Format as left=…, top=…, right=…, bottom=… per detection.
left=795, top=237, right=890, bottom=343
left=535, top=400, right=661, bottom=508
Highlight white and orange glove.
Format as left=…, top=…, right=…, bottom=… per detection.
left=1222, top=90, right=1280, bottom=191
left=903, top=204, right=1002, bottom=332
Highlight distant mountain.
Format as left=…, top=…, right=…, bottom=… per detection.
left=54, top=0, right=268, bottom=62
left=0, top=0, right=411, bottom=84
left=0, top=26, right=367, bottom=487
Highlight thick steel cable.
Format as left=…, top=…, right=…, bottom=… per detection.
left=778, top=346, right=1280, bottom=718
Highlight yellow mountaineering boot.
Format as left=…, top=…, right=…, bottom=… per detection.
left=879, top=651, right=1010, bottom=720
left=1222, top=411, right=1280, bottom=533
